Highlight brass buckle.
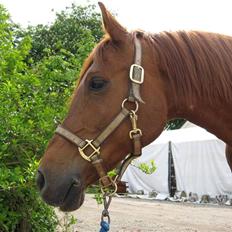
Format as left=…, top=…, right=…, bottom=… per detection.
left=78, top=139, right=100, bottom=162
left=129, top=128, right=142, bottom=139
left=129, top=64, right=144, bottom=84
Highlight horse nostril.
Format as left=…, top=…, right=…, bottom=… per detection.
left=72, top=177, right=81, bottom=187
left=36, top=170, right=45, bottom=191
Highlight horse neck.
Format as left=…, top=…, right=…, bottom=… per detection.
left=165, top=82, right=232, bottom=145
left=144, top=31, right=232, bottom=144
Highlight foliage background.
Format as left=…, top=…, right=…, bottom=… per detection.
left=0, top=3, right=183, bottom=231
left=0, top=3, right=103, bottom=231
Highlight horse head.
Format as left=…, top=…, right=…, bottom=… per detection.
left=37, top=2, right=167, bottom=211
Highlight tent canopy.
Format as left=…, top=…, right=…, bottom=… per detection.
left=154, top=127, right=219, bottom=144
left=122, top=126, right=232, bottom=198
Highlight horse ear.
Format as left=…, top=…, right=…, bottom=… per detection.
left=98, top=2, right=128, bottom=42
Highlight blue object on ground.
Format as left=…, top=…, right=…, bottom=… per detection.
left=99, top=220, right=110, bottom=232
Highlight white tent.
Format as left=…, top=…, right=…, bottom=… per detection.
left=122, top=126, right=232, bottom=198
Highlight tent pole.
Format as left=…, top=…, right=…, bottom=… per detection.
left=168, top=141, right=177, bottom=197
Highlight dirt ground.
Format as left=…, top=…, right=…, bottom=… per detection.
left=57, top=194, right=232, bottom=232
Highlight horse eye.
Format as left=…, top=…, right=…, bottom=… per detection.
left=89, top=77, right=108, bottom=91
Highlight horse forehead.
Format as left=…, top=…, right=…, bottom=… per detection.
left=91, top=54, right=125, bottom=74
left=97, top=49, right=133, bottom=74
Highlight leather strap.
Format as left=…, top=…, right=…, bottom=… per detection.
left=134, top=36, right=142, bottom=65
left=131, top=133, right=142, bottom=156
left=93, top=108, right=130, bottom=147
left=116, top=153, right=140, bottom=181
left=56, top=126, right=86, bottom=148
left=116, top=133, right=142, bottom=181
left=92, top=158, right=112, bottom=187
left=128, top=36, right=144, bottom=103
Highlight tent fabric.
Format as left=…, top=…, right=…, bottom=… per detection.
left=181, top=121, right=196, bottom=128
left=122, top=127, right=232, bottom=198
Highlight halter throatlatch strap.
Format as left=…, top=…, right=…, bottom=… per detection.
left=55, top=35, right=144, bottom=193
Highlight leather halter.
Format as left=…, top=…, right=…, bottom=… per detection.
left=55, top=35, right=144, bottom=194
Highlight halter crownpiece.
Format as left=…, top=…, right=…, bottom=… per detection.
left=55, top=34, right=144, bottom=192
left=128, top=36, right=144, bottom=103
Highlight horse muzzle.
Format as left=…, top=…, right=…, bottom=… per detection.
left=36, top=168, right=85, bottom=211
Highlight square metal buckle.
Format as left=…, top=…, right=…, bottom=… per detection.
left=129, top=64, right=144, bottom=84
left=78, top=139, right=100, bottom=162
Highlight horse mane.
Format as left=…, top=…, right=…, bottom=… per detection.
left=142, top=30, right=232, bottom=104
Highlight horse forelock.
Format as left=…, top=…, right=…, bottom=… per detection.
left=76, top=34, right=111, bottom=86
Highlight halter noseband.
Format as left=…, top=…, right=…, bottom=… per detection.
left=55, top=35, right=144, bottom=195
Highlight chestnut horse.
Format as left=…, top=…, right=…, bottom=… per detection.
left=37, top=2, right=232, bottom=211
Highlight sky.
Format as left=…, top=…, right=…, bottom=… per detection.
left=1, top=0, right=232, bottom=35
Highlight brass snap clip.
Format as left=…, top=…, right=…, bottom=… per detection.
left=129, top=110, right=142, bottom=139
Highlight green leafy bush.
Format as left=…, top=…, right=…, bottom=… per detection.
left=132, top=160, right=157, bottom=174
left=22, top=4, right=103, bottom=63
left=0, top=3, right=102, bottom=231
